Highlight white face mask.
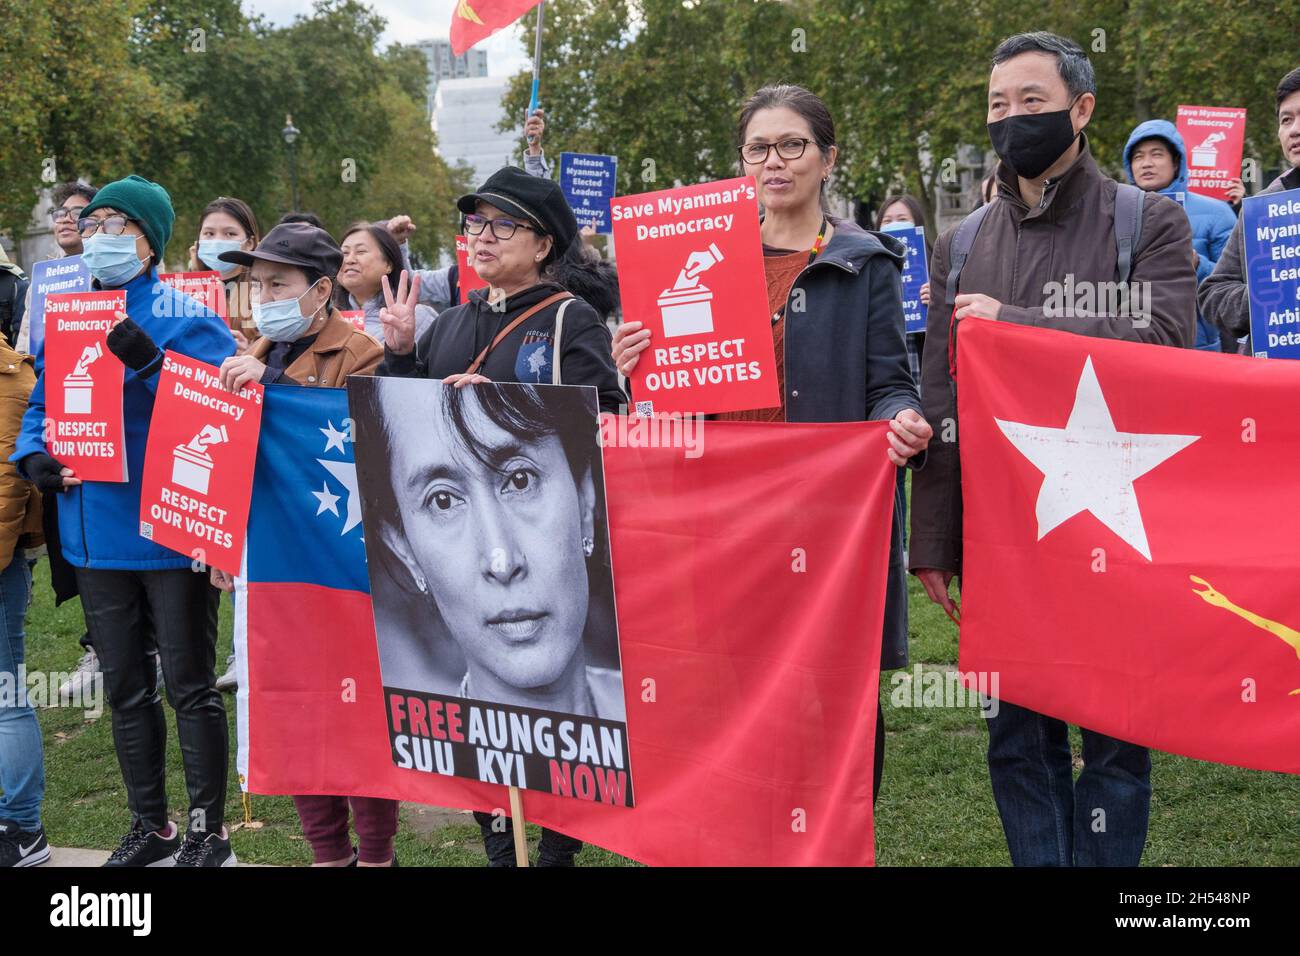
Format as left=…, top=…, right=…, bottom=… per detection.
left=251, top=279, right=322, bottom=342
left=197, top=239, right=245, bottom=276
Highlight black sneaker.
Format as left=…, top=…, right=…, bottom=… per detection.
left=173, top=830, right=236, bottom=868
left=0, top=820, right=50, bottom=867
left=103, top=820, right=179, bottom=867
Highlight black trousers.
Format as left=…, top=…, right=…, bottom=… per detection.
left=473, top=811, right=583, bottom=866
left=75, top=566, right=225, bottom=834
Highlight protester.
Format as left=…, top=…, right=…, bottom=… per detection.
left=1199, top=67, right=1300, bottom=351
left=12, top=174, right=238, bottom=867
left=0, top=335, right=46, bottom=867
left=1124, top=120, right=1236, bottom=351
left=377, top=164, right=624, bottom=865
left=212, top=221, right=394, bottom=866
left=875, top=194, right=931, bottom=386
left=335, top=222, right=436, bottom=341
left=189, top=196, right=262, bottom=352
left=612, top=84, right=931, bottom=806
left=15, top=182, right=118, bottom=705
left=0, top=247, right=26, bottom=347
left=909, top=32, right=1196, bottom=867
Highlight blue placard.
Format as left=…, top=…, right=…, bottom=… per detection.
left=883, top=224, right=928, bottom=334
left=1242, top=188, right=1300, bottom=359
left=559, top=152, right=618, bottom=235
left=28, top=255, right=91, bottom=357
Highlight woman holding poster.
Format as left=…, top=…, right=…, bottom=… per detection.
left=11, top=174, right=238, bottom=867
left=376, top=165, right=624, bottom=865
left=612, top=85, right=932, bottom=802
left=188, top=196, right=262, bottom=351
left=214, top=221, right=395, bottom=867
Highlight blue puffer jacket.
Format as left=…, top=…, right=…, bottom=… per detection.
left=1123, top=119, right=1237, bottom=350
left=12, top=267, right=235, bottom=569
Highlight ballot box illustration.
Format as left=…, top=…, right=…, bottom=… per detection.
left=63, top=342, right=103, bottom=415
left=172, top=424, right=229, bottom=495
left=1191, top=131, right=1226, bottom=168
left=659, top=242, right=725, bottom=338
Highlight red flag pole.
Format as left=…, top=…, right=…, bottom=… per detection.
left=525, top=1, right=545, bottom=143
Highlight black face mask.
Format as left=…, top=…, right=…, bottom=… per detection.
left=987, top=102, right=1080, bottom=180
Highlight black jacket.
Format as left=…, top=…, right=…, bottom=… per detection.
left=379, top=282, right=625, bottom=413
left=778, top=218, right=923, bottom=671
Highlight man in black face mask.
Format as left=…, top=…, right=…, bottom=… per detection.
left=910, top=32, right=1196, bottom=867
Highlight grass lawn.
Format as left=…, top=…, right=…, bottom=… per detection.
left=24, top=560, right=1299, bottom=866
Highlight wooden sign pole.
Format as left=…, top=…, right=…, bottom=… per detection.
left=508, top=785, right=529, bottom=867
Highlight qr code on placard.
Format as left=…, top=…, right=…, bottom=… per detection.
left=635, top=400, right=654, bottom=418
left=140, top=521, right=153, bottom=540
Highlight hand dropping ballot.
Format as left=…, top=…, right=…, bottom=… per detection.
left=139, top=352, right=263, bottom=575
left=42, top=291, right=127, bottom=482
left=612, top=177, right=779, bottom=416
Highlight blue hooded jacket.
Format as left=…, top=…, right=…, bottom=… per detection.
left=13, top=267, right=236, bottom=569
left=1123, top=119, right=1237, bottom=350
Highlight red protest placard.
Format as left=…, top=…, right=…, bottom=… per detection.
left=339, top=310, right=367, bottom=332
left=610, top=176, right=778, bottom=416
left=1176, top=105, right=1248, bottom=201
left=158, top=271, right=228, bottom=319
left=139, top=351, right=264, bottom=575
left=42, top=291, right=127, bottom=482
left=456, top=235, right=489, bottom=297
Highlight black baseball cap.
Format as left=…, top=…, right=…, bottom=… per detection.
left=219, top=222, right=343, bottom=277
left=457, top=166, right=579, bottom=252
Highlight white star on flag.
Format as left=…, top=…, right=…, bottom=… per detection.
left=312, top=481, right=340, bottom=517
left=320, top=420, right=349, bottom=454
left=994, top=355, right=1199, bottom=561
left=317, top=459, right=362, bottom=534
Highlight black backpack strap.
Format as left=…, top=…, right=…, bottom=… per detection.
left=1113, top=182, right=1145, bottom=285
left=945, top=201, right=994, bottom=383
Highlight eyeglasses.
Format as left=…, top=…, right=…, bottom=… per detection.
left=49, top=206, right=87, bottom=223
left=463, top=213, right=538, bottom=240
left=739, top=138, right=815, bottom=164
left=77, top=215, right=134, bottom=239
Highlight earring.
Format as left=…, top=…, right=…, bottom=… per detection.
left=415, top=574, right=427, bottom=593
left=582, top=536, right=594, bottom=558
left=536, top=254, right=544, bottom=261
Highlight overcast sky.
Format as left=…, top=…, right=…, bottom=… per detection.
left=246, top=0, right=533, bottom=76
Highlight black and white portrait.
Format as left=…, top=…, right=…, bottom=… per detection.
left=350, top=377, right=627, bottom=726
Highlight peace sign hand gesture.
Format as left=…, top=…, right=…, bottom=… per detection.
left=379, top=270, right=421, bottom=354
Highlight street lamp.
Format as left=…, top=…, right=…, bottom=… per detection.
left=281, top=114, right=300, bottom=211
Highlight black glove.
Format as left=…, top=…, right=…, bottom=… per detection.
left=22, top=452, right=72, bottom=494
left=106, top=316, right=162, bottom=374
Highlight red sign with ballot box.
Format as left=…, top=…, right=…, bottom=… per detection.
left=139, top=351, right=264, bottom=575
left=158, top=271, right=228, bottom=319
left=42, top=291, right=128, bottom=482
left=611, top=177, right=779, bottom=417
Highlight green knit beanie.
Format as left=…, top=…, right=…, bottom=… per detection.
left=81, top=175, right=175, bottom=264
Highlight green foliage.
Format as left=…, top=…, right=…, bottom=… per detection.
left=3, top=0, right=463, bottom=266
left=499, top=0, right=1296, bottom=238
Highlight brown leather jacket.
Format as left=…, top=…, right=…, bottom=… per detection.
left=248, top=308, right=383, bottom=387
left=0, top=342, right=42, bottom=567
left=909, top=138, right=1197, bottom=575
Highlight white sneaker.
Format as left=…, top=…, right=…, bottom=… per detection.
left=58, top=649, right=100, bottom=704
left=214, top=654, right=237, bottom=693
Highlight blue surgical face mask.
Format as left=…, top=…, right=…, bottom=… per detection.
left=252, top=279, right=322, bottom=342
left=82, top=233, right=146, bottom=287
left=197, top=239, right=245, bottom=276
left=880, top=220, right=914, bottom=233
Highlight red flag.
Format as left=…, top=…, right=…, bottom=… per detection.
left=956, top=319, right=1300, bottom=774
left=237, top=408, right=896, bottom=866
left=450, top=0, right=541, bottom=55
